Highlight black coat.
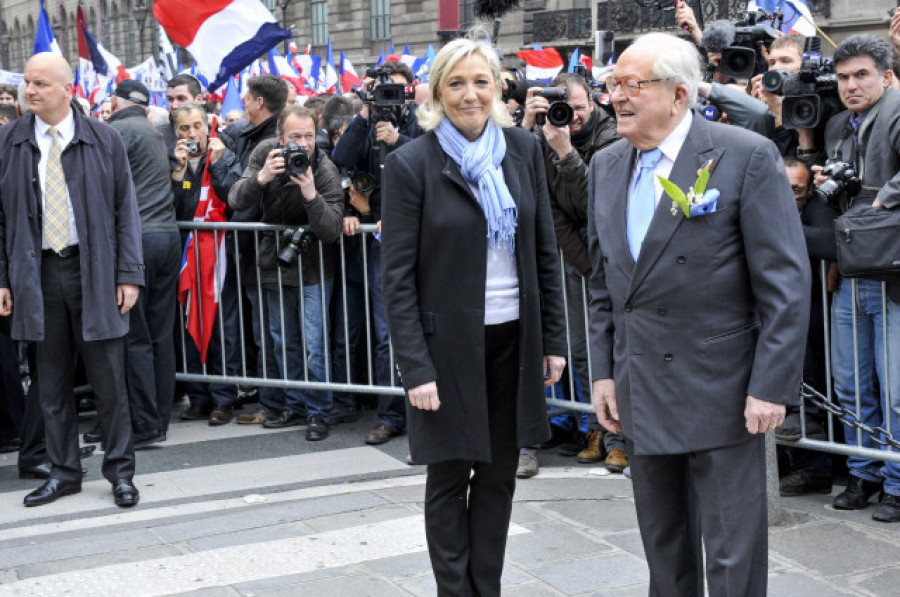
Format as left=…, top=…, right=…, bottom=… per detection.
left=0, top=108, right=144, bottom=341
left=381, top=126, right=567, bottom=464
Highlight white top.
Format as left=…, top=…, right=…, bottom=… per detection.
left=467, top=168, right=519, bottom=325
left=628, top=111, right=693, bottom=208
left=34, top=110, right=79, bottom=249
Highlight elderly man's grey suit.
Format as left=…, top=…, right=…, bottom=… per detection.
left=587, top=114, right=810, bottom=596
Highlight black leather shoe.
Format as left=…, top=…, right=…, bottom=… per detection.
left=833, top=475, right=882, bottom=510
left=780, top=471, right=832, bottom=497
left=873, top=493, right=900, bottom=522
left=262, top=409, right=307, bottom=428
left=24, top=479, right=82, bottom=507
left=83, top=424, right=104, bottom=444
left=133, top=430, right=165, bottom=449
left=80, top=445, right=97, bottom=459
left=112, top=478, right=140, bottom=508
left=305, top=415, right=329, bottom=441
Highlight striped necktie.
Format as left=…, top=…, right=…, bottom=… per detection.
left=43, top=126, right=70, bottom=253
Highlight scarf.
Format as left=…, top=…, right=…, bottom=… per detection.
left=435, top=118, right=517, bottom=257
left=570, top=109, right=597, bottom=148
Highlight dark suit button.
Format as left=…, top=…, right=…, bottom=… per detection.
left=27, top=212, right=34, bottom=219
left=28, top=250, right=35, bottom=257
left=664, top=353, right=674, bottom=362
left=624, top=303, right=633, bottom=312
left=657, top=306, right=667, bottom=316
left=676, top=256, right=686, bottom=264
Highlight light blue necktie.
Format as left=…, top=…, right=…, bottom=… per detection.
left=627, top=148, right=663, bottom=260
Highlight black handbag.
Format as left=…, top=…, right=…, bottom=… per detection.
left=834, top=203, right=900, bottom=280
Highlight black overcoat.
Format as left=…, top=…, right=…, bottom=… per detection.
left=381, top=125, right=567, bottom=465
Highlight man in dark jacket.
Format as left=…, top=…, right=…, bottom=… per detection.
left=99, top=79, right=180, bottom=446
left=521, top=72, right=622, bottom=476
left=229, top=106, right=343, bottom=441
left=0, top=53, right=143, bottom=508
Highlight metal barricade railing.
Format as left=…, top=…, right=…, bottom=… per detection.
left=176, top=223, right=900, bottom=464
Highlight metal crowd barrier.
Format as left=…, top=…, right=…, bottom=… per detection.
left=176, top=222, right=900, bottom=464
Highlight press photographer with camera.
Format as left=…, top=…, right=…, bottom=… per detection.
left=229, top=106, right=344, bottom=441
left=811, top=34, right=900, bottom=523
left=518, top=72, right=620, bottom=476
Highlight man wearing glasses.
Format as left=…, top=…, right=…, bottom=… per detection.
left=587, top=33, right=810, bottom=596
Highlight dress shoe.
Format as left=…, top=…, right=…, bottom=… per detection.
left=208, top=405, right=234, bottom=426
left=24, top=478, right=82, bottom=507
left=779, top=471, right=833, bottom=497
left=833, top=475, right=882, bottom=510
left=873, top=493, right=900, bottom=522
left=112, top=478, right=140, bottom=508
left=516, top=452, right=539, bottom=479
left=262, top=409, right=306, bottom=428
left=77, top=397, right=96, bottom=412
left=82, top=424, right=104, bottom=444
left=133, top=430, right=165, bottom=449
left=180, top=403, right=212, bottom=421
left=576, top=430, right=605, bottom=463
left=365, top=423, right=399, bottom=445
left=0, top=437, right=22, bottom=453
left=305, top=415, right=329, bottom=441
left=80, top=445, right=97, bottom=459
left=605, top=449, right=629, bottom=473
left=236, top=407, right=272, bottom=425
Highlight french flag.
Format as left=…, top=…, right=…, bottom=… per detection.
left=153, top=0, right=291, bottom=92
left=340, top=51, right=362, bottom=91
left=294, top=54, right=321, bottom=91
left=515, top=47, right=564, bottom=83
left=317, top=39, right=338, bottom=93
left=33, top=1, right=62, bottom=56
left=748, top=0, right=816, bottom=36
left=76, top=5, right=122, bottom=106
left=178, top=117, right=228, bottom=364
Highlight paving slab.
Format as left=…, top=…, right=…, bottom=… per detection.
left=506, top=521, right=613, bottom=568
left=530, top=554, right=649, bottom=594
left=540, top=498, right=639, bottom=534
left=241, top=574, right=412, bottom=597
left=14, top=544, right=185, bottom=580
left=769, top=521, right=900, bottom=577
left=304, top=504, right=417, bottom=533
left=767, top=571, right=861, bottom=597
left=0, top=527, right=162, bottom=569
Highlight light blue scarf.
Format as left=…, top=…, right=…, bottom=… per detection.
left=435, top=118, right=517, bottom=257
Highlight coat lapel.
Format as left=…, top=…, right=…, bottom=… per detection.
left=605, top=146, right=637, bottom=280
left=627, top=116, right=723, bottom=299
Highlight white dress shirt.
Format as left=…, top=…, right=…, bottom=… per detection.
left=34, top=110, right=79, bottom=249
left=628, top=111, right=694, bottom=209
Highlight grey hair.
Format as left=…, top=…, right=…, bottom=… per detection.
left=173, top=103, right=207, bottom=128
left=417, top=31, right=511, bottom=132
left=628, top=33, right=701, bottom=106
left=834, top=34, right=894, bottom=74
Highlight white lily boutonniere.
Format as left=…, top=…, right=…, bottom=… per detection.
left=658, top=159, right=720, bottom=218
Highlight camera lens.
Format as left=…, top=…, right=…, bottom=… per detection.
left=789, top=98, right=817, bottom=128
left=546, top=102, right=574, bottom=127
left=761, top=71, right=784, bottom=94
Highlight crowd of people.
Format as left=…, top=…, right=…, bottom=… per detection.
left=1, top=5, right=900, bottom=593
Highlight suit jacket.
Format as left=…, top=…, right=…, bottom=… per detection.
left=0, top=107, right=144, bottom=342
left=381, top=125, right=567, bottom=465
left=587, top=114, right=810, bottom=455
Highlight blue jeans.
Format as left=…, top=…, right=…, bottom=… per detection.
left=264, top=280, right=333, bottom=420
left=831, top=278, right=900, bottom=496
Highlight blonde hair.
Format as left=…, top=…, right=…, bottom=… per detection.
left=417, top=36, right=512, bottom=131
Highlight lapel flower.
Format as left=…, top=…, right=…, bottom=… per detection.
left=658, top=159, right=719, bottom=218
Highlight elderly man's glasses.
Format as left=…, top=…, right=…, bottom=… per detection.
left=605, top=76, right=671, bottom=97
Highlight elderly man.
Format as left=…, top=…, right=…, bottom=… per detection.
left=587, top=33, right=810, bottom=595
left=0, top=53, right=144, bottom=508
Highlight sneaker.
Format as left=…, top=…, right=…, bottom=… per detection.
left=873, top=493, right=900, bottom=523
left=577, top=430, right=606, bottom=463
left=236, top=407, right=271, bottom=425
left=775, top=412, right=826, bottom=441
left=208, top=405, right=234, bottom=426
left=262, top=409, right=306, bottom=428
left=516, top=452, right=539, bottom=479
left=605, top=449, right=629, bottom=473
left=779, top=471, right=832, bottom=496
left=833, top=475, right=882, bottom=510
left=180, top=403, right=212, bottom=421
left=305, top=415, right=329, bottom=441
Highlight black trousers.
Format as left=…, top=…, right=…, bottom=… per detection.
left=0, top=318, right=24, bottom=441
left=126, top=231, right=181, bottom=434
left=424, top=320, right=520, bottom=597
left=38, top=251, right=135, bottom=483
left=628, top=436, right=769, bottom=597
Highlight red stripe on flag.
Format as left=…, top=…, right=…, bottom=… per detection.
left=153, top=0, right=234, bottom=47
left=515, top=48, right=564, bottom=69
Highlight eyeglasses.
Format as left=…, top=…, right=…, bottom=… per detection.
left=605, top=76, right=671, bottom=97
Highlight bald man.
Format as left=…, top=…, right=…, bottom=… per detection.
left=0, top=53, right=144, bottom=508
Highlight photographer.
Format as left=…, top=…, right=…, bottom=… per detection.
left=229, top=106, right=343, bottom=442
left=331, top=61, right=423, bottom=446
left=812, top=34, right=900, bottom=522
left=520, top=72, right=621, bottom=476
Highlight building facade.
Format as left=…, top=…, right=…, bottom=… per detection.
left=1, top=0, right=897, bottom=82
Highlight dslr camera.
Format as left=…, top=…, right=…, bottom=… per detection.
left=341, top=171, right=376, bottom=195
left=276, top=227, right=316, bottom=269
left=719, top=9, right=783, bottom=79
left=760, top=37, right=841, bottom=129
left=279, top=142, right=310, bottom=177
left=535, top=88, right=574, bottom=127
left=357, top=66, right=416, bottom=126
left=814, top=160, right=861, bottom=207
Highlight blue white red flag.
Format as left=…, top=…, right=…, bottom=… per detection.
left=154, top=0, right=291, bottom=91
left=399, top=42, right=417, bottom=70
left=747, top=0, right=816, bottom=36
left=178, top=117, right=228, bottom=364
left=340, top=51, right=362, bottom=91
left=515, top=47, right=564, bottom=83
left=294, top=54, right=321, bottom=91
left=34, top=1, right=62, bottom=56
left=318, top=39, right=338, bottom=93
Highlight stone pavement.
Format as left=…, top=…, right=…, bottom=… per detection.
left=2, top=458, right=899, bottom=597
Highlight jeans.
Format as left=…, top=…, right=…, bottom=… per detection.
left=265, top=280, right=333, bottom=420
left=831, top=277, right=900, bottom=496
